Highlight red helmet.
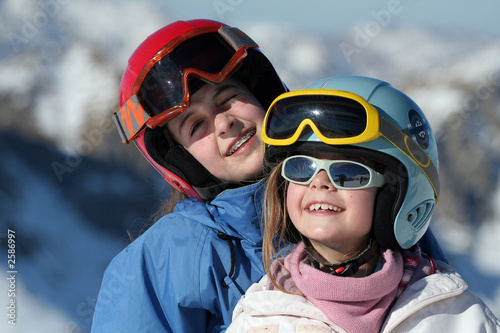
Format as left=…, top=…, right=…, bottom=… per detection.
left=114, top=19, right=287, bottom=200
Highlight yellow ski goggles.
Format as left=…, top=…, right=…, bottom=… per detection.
left=262, top=89, right=380, bottom=146
left=262, top=89, right=440, bottom=199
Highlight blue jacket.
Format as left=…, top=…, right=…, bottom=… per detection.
left=91, top=178, right=446, bottom=333
left=91, top=181, right=266, bottom=332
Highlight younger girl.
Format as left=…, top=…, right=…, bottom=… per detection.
left=228, top=76, right=499, bottom=332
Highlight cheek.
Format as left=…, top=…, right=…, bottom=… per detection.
left=286, top=183, right=305, bottom=222
left=349, top=189, right=378, bottom=227
left=254, top=106, right=266, bottom=124
left=186, top=138, right=218, bottom=165
left=234, top=98, right=265, bottom=123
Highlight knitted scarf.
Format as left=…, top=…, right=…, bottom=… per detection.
left=284, top=242, right=404, bottom=333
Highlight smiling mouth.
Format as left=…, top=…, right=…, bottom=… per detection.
left=308, top=203, right=344, bottom=212
left=226, top=129, right=256, bottom=156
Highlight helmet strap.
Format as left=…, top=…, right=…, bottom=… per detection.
left=304, top=237, right=377, bottom=276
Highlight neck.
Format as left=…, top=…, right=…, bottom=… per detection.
left=304, top=238, right=380, bottom=277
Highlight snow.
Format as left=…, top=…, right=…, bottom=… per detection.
left=35, top=43, right=116, bottom=150
left=1, top=1, right=499, bottom=331
left=1, top=278, right=76, bottom=333
left=475, top=186, right=500, bottom=275
left=409, top=86, right=464, bottom=129
left=1, top=143, right=124, bottom=332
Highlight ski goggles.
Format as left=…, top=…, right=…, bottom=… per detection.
left=263, top=89, right=440, bottom=198
left=282, top=155, right=386, bottom=189
left=262, top=89, right=381, bottom=146
left=114, top=26, right=258, bottom=143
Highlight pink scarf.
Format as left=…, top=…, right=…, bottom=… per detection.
left=284, top=242, right=404, bottom=333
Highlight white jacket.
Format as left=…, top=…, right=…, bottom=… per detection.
left=227, top=261, right=500, bottom=333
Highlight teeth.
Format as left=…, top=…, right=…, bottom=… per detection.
left=308, top=204, right=342, bottom=212
left=226, top=129, right=256, bottom=156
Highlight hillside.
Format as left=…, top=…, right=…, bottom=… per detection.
left=1, top=1, right=499, bottom=331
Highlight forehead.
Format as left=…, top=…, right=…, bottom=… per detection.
left=191, top=78, right=247, bottom=101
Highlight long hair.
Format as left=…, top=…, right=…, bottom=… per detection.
left=262, top=162, right=301, bottom=293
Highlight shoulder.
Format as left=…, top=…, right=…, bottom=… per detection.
left=98, top=204, right=231, bottom=304
left=382, top=261, right=500, bottom=332
left=104, top=203, right=224, bottom=281
left=120, top=207, right=209, bottom=255
left=391, top=260, right=467, bottom=308
left=234, top=276, right=309, bottom=312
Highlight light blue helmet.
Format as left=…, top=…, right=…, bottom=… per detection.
left=264, top=75, right=439, bottom=249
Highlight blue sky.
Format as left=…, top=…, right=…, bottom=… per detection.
left=156, top=0, right=500, bottom=38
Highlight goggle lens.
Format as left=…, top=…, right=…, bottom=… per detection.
left=265, top=94, right=371, bottom=142
left=138, top=34, right=236, bottom=116
left=282, top=155, right=386, bottom=189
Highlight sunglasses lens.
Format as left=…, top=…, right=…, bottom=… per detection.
left=283, top=156, right=374, bottom=189
left=329, top=162, right=371, bottom=189
left=266, top=95, right=368, bottom=140
left=283, top=156, right=318, bottom=184
left=138, top=34, right=237, bottom=117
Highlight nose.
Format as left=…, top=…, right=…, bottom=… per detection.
left=214, top=110, right=236, bottom=137
left=310, top=170, right=337, bottom=191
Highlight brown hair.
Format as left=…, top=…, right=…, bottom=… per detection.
left=262, top=162, right=301, bottom=293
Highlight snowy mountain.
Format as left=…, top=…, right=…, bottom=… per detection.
left=0, top=131, right=167, bottom=331
left=1, top=1, right=499, bottom=332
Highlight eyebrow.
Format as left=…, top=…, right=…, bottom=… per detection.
left=213, top=82, right=240, bottom=100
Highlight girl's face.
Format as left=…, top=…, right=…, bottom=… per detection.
left=286, top=153, right=378, bottom=262
left=167, top=79, right=266, bottom=182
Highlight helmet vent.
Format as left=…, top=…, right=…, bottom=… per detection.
left=407, top=200, right=435, bottom=231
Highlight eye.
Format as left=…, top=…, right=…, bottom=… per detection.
left=216, top=91, right=241, bottom=110
left=190, top=120, right=204, bottom=137
left=218, top=96, right=236, bottom=109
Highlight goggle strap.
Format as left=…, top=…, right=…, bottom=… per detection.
left=114, top=95, right=151, bottom=143
left=113, top=112, right=129, bottom=143
left=218, top=26, right=258, bottom=51
left=380, top=117, right=440, bottom=198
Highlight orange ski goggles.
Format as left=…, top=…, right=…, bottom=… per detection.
left=114, top=26, right=258, bottom=143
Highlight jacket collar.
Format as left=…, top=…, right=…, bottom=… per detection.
left=209, top=180, right=265, bottom=243
left=175, top=180, right=265, bottom=243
